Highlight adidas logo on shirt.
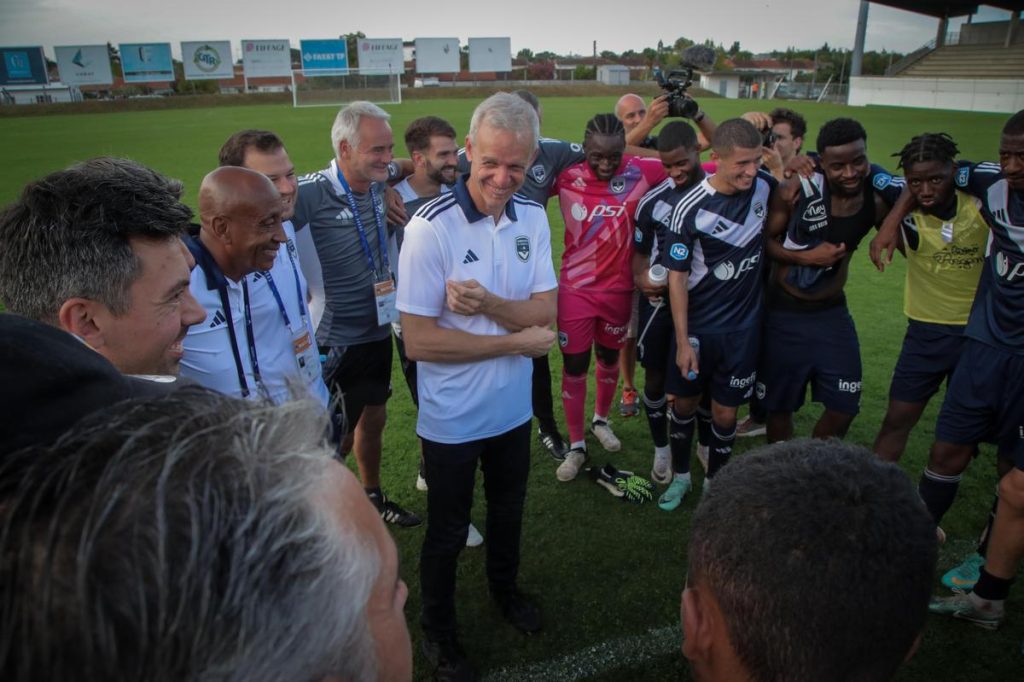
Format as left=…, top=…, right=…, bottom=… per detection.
left=712, top=221, right=730, bottom=235
left=463, top=249, right=480, bottom=264
left=209, top=310, right=226, bottom=328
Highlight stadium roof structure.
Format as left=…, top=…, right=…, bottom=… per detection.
left=869, top=1, right=1024, bottom=18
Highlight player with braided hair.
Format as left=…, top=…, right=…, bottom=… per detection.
left=872, top=132, right=988, bottom=463
left=870, top=113, right=1024, bottom=621
left=552, top=112, right=667, bottom=483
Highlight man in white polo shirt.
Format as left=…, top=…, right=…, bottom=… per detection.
left=180, top=166, right=330, bottom=410
left=397, top=92, right=557, bottom=681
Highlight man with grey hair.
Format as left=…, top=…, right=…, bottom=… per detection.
left=293, top=100, right=420, bottom=527
left=398, top=92, right=557, bottom=680
left=0, top=388, right=413, bottom=681
left=455, top=89, right=582, bottom=462
left=0, top=157, right=206, bottom=376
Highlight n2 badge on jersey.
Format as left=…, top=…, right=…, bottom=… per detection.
left=670, top=243, right=689, bottom=261
left=516, top=235, right=531, bottom=262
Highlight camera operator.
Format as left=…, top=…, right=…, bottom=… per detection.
left=741, top=107, right=807, bottom=182
left=616, top=93, right=668, bottom=149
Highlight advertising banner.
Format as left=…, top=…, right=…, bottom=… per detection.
left=120, top=42, right=174, bottom=82
left=0, top=46, right=48, bottom=85
left=356, top=38, right=403, bottom=74
left=414, top=38, right=460, bottom=74
left=300, top=39, right=348, bottom=73
left=468, top=38, right=512, bottom=73
left=55, top=45, right=113, bottom=85
left=241, top=39, right=291, bottom=78
left=182, top=41, right=233, bottom=80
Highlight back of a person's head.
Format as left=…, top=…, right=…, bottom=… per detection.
left=688, top=439, right=936, bottom=682
left=0, top=389, right=380, bottom=682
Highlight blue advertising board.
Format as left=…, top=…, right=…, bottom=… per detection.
left=0, top=46, right=48, bottom=85
left=119, top=43, right=175, bottom=82
left=300, top=39, right=348, bottom=73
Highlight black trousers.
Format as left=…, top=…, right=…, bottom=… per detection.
left=532, top=355, right=557, bottom=431
left=419, top=420, right=531, bottom=639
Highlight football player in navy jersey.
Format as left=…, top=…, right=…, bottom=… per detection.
left=761, top=118, right=901, bottom=444
left=661, top=119, right=775, bottom=507
left=874, top=111, right=1024, bottom=630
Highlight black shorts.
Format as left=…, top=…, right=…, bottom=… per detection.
left=889, top=320, right=966, bottom=403
left=759, top=306, right=862, bottom=415
left=935, top=338, right=1024, bottom=469
left=665, top=327, right=759, bottom=408
left=321, top=336, right=393, bottom=429
left=637, top=298, right=673, bottom=374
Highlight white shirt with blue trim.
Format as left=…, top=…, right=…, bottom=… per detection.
left=397, top=175, right=558, bottom=443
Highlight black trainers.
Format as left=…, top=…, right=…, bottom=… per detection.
left=493, top=588, right=542, bottom=634
left=422, top=636, right=478, bottom=682
left=538, top=427, right=569, bottom=461
left=370, top=492, right=422, bottom=528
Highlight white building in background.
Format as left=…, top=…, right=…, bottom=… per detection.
left=597, top=64, right=630, bottom=85
left=1, top=83, right=81, bottom=105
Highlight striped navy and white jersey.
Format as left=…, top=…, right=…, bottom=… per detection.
left=457, top=137, right=585, bottom=206
left=634, top=178, right=688, bottom=267
left=663, top=172, right=776, bottom=333
left=956, top=161, right=1024, bottom=352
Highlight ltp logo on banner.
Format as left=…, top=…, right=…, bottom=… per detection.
left=300, top=39, right=348, bottom=73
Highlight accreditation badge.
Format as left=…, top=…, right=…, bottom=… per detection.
left=292, top=327, right=321, bottom=385
left=373, top=277, right=399, bottom=325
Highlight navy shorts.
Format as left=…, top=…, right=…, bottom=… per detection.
left=759, top=306, right=862, bottom=415
left=935, top=338, right=1024, bottom=469
left=889, top=320, right=966, bottom=403
left=665, top=326, right=759, bottom=407
left=636, top=298, right=673, bottom=374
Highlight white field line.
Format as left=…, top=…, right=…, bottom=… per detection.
left=483, top=623, right=681, bottom=681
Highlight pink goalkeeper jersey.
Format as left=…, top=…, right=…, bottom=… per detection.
left=554, top=156, right=666, bottom=292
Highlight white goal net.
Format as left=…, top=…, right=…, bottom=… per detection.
left=291, top=68, right=402, bottom=108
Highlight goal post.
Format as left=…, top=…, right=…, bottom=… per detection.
left=291, top=68, right=402, bottom=108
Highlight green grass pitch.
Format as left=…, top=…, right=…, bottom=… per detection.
left=0, top=97, right=1019, bottom=680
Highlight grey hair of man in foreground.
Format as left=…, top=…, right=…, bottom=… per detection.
left=0, top=388, right=381, bottom=682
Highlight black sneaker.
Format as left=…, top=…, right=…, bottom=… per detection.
left=422, top=636, right=478, bottom=682
left=493, top=588, right=542, bottom=634
left=538, top=427, right=569, bottom=461
left=370, top=492, right=422, bottom=528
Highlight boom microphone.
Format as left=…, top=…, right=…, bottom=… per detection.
left=680, top=45, right=716, bottom=71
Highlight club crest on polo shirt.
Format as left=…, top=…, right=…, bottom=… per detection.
left=530, top=165, right=547, bottom=183
left=516, top=235, right=531, bottom=262
left=610, top=176, right=626, bottom=194
left=753, top=201, right=765, bottom=219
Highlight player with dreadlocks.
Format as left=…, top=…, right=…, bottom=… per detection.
left=872, top=111, right=1024, bottom=629
left=872, top=132, right=988, bottom=464
left=552, top=113, right=667, bottom=483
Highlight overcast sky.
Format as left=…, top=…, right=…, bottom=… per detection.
left=0, top=0, right=1015, bottom=61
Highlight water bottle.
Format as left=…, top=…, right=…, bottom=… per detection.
left=648, top=264, right=668, bottom=304
left=686, top=336, right=699, bottom=381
